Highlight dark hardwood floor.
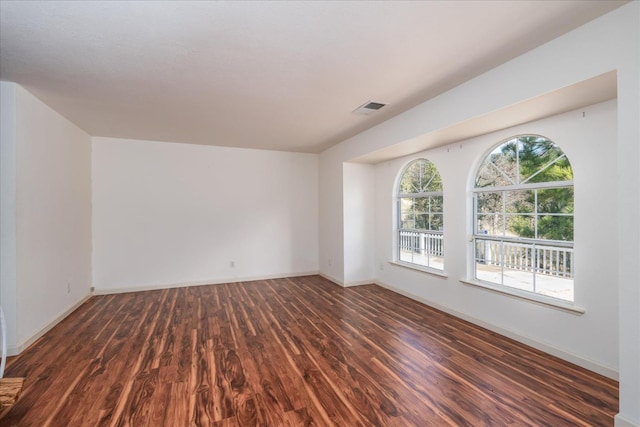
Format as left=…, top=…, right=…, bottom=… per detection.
left=3, top=275, right=617, bottom=426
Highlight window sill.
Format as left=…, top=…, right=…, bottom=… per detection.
left=388, top=260, right=448, bottom=278
left=459, top=279, right=585, bottom=314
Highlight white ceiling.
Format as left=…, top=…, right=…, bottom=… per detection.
left=0, top=1, right=625, bottom=153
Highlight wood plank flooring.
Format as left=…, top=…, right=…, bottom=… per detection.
left=3, top=275, right=618, bottom=426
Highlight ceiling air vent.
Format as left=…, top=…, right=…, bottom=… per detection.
left=353, top=101, right=387, bottom=115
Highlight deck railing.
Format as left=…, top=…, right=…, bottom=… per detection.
left=475, top=239, right=573, bottom=278
left=399, top=230, right=444, bottom=257
left=399, top=231, right=573, bottom=278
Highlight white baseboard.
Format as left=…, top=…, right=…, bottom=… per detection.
left=318, top=272, right=374, bottom=288
left=319, top=272, right=344, bottom=287
left=375, top=279, right=619, bottom=380
left=93, top=271, right=320, bottom=295
left=7, top=294, right=92, bottom=357
left=615, top=414, right=640, bottom=427
left=343, top=279, right=375, bottom=287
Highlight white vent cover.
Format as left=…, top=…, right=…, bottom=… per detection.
left=352, top=101, right=387, bottom=115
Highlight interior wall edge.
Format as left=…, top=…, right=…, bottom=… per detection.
left=318, top=272, right=346, bottom=287
left=6, top=293, right=92, bottom=357
left=342, top=279, right=376, bottom=288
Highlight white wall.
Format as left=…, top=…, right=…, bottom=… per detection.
left=318, top=152, right=344, bottom=283
left=92, top=137, right=319, bottom=291
left=376, top=100, right=618, bottom=375
left=0, top=82, right=93, bottom=354
left=616, top=7, right=640, bottom=427
left=1, top=82, right=18, bottom=349
left=343, top=162, right=375, bottom=285
left=319, top=4, right=639, bottom=425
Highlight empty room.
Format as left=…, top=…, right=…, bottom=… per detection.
left=0, top=1, right=639, bottom=426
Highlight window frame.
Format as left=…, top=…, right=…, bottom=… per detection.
left=395, top=159, right=445, bottom=273
left=471, top=134, right=575, bottom=304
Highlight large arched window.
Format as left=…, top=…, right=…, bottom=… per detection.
left=397, top=159, right=444, bottom=270
left=473, top=135, right=574, bottom=301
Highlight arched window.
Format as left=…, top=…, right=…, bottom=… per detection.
left=473, top=135, right=574, bottom=301
left=397, top=159, right=444, bottom=270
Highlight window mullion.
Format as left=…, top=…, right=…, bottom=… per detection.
left=473, top=180, right=573, bottom=193
left=516, top=139, right=520, bottom=185
left=532, top=244, right=537, bottom=294
left=534, top=189, right=538, bottom=240
left=502, top=190, right=506, bottom=238
left=500, top=241, right=505, bottom=286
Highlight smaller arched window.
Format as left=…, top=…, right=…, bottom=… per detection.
left=397, top=159, right=444, bottom=270
left=473, top=135, right=574, bottom=301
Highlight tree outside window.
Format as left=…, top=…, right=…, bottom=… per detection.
left=474, top=135, right=574, bottom=301
left=397, top=159, right=444, bottom=270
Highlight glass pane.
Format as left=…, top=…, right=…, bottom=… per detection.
left=537, top=187, right=574, bottom=214
left=475, top=234, right=575, bottom=301
left=399, top=159, right=443, bottom=194
left=413, top=257, right=429, bottom=267
left=475, top=136, right=573, bottom=188
left=429, top=214, right=443, bottom=231
left=400, top=162, right=422, bottom=194
left=476, top=213, right=504, bottom=236
left=424, top=232, right=444, bottom=255
left=399, top=230, right=416, bottom=263
left=430, top=196, right=443, bottom=213
left=400, top=198, right=414, bottom=229
left=476, top=192, right=502, bottom=215
left=537, top=215, right=573, bottom=241
left=415, top=213, right=428, bottom=230
left=400, top=197, right=414, bottom=213
left=400, top=219, right=415, bottom=229
left=518, top=136, right=573, bottom=184
left=535, top=273, right=573, bottom=301
left=534, top=246, right=574, bottom=301
left=400, top=203, right=415, bottom=228
left=505, top=214, right=535, bottom=239
left=503, top=266, right=534, bottom=292
left=475, top=162, right=513, bottom=188
left=502, top=242, right=534, bottom=292
left=422, top=161, right=443, bottom=192
left=399, top=249, right=413, bottom=264
left=429, top=243, right=444, bottom=270
left=504, top=189, right=534, bottom=214
left=413, top=197, right=429, bottom=214
left=533, top=245, right=573, bottom=276
left=475, top=144, right=518, bottom=188
left=475, top=239, right=501, bottom=284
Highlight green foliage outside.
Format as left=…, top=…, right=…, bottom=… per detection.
left=399, top=159, right=443, bottom=231
left=399, top=159, right=442, bottom=194
left=476, top=136, right=574, bottom=242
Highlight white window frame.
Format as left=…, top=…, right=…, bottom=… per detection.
left=395, top=159, right=445, bottom=273
left=470, top=135, right=576, bottom=305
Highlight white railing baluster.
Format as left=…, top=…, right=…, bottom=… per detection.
left=471, top=238, right=573, bottom=279
left=399, top=230, right=445, bottom=265
left=402, top=230, right=574, bottom=278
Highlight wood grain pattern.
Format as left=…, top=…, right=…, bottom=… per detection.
left=3, top=275, right=618, bottom=426
left=0, top=377, right=25, bottom=419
